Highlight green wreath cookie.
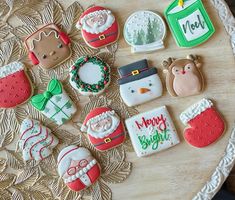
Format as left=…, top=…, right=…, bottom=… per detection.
left=69, top=56, right=111, bottom=96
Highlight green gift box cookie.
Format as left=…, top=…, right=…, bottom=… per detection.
left=31, top=79, right=77, bottom=125
left=165, top=0, right=215, bottom=48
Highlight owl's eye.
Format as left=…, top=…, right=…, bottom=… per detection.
left=131, top=90, right=135, bottom=93
left=57, top=43, right=63, bottom=48
left=42, top=54, right=47, bottom=59
left=149, top=83, right=153, bottom=87
left=175, top=69, right=179, bottom=72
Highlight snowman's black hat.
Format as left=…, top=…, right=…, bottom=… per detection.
left=118, top=59, right=158, bottom=85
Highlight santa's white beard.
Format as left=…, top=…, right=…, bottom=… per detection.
left=87, top=115, right=120, bottom=139
left=82, top=14, right=115, bottom=34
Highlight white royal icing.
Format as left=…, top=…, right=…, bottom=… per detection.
left=19, top=118, right=58, bottom=161
left=180, top=98, right=213, bottom=125
left=125, top=106, right=180, bottom=157
left=0, top=62, right=24, bottom=79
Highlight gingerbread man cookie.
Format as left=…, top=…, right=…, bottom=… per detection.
left=0, top=62, right=33, bottom=108
left=180, top=98, right=225, bottom=148
left=163, top=55, right=204, bottom=97
left=57, top=145, right=101, bottom=192
left=19, top=118, right=58, bottom=161
left=81, top=107, right=126, bottom=151
left=76, top=6, right=119, bottom=49
left=25, top=24, right=71, bottom=70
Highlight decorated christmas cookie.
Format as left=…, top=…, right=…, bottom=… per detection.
left=19, top=118, right=58, bottom=161
left=0, top=62, right=33, bottom=109
left=180, top=98, right=225, bottom=148
left=70, top=56, right=111, bottom=96
left=81, top=107, right=125, bottom=151
left=57, top=145, right=101, bottom=192
left=31, top=79, right=77, bottom=125
left=25, top=24, right=71, bottom=70
left=125, top=106, right=180, bottom=157
left=118, top=59, right=163, bottom=107
left=76, top=6, right=119, bottom=49
left=162, top=55, right=203, bottom=97
left=124, top=10, right=166, bottom=53
left=165, top=0, right=215, bottom=48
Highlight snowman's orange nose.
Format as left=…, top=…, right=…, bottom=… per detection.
left=138, top=88, right=150, bottom=94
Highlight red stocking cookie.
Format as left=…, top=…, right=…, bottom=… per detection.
left=81, top=107, right=126, bottom=151
left=0, top=62, right=32, bottom=108
left=180, top=99, right=225, bottom=148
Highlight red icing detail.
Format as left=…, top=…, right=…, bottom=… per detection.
left=183, top=107, right=225, bottom=148
left=59, top=31, right=71, bottom=45
left=57, top=147, right=79, bottom=164
left=0, top=70, right=32, bottom=108
left=39, top=129, right=54, bottom=160
left=29, top=51, right=39, bottom=65
left=20, top=119, right=34, bottom=139
left=23, top=124, right=42, bottom=149
left=66, top=164, right=100, bottom=192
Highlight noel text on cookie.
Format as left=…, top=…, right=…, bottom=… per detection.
left=182, top=14, right=205, bottom=35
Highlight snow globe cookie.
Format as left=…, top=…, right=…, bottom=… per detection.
left=0, top=62, right=33, bottom=109
left=180, top=98, right=225, bottom=148
left=162, top=55, right=204, bottom=97
left=30, top=79, right=77, bottom=125
left=25, top=24, right=71, bottom=70
left=57, top=145, right=101, bottom=192
left=124, top=10, right=166, bottom=53
left=76, top=6, right=119, bottom=49
left=19, top=118, right=58, bottom=161
left=69, top=56, right=111, bottom=96
left=164, top=0, right=215, bottom=48
left=118, top=59, right=163, bottom=107
left=80, top=107, right=126, bottom=151
left=125, top=106, right=180, bottom=157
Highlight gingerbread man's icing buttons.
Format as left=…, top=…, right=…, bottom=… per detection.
left=124, top=10, right=166, bottom=53
left=57, top=145, right=101, bottom=192
left=25, top=24, right=71, bottom=70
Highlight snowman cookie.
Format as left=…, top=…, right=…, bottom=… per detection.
left=0, top=62, right=33, bottom=109
left=31, top=79, right=77, bottom=125
left=118, top=59, right=163, bottom=107
left=19, top=118, right=58, bottom=161
left=76, top=6, right=119, bottom=49
left=70, top=56, right=111, bottom=96
left=81, top=107, right=126, bottom=151
left=125, top=106, right=180, bottom=157
left=180, top=98, right=225, bottom=148
left=124, top=10, right=166, bottom=53
left=162, top=55, right=204, bottom=97
left=25, top=24, right=71, bottom=70
left=57, top=145, right=101, bottom=192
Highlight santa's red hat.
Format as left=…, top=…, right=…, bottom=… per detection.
left=76, top=6, right=112, bottom=29
left=81, top=107, right=115, bottom=132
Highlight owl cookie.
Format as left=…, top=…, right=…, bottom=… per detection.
left=25, top=24, right=71, bottom=70
left=76, top=6, right=119, bottom=49
left=81, top=107, right=126, bottom=151
left=69, top=56, right=111, bottom=96
left=118, top=59, right=163, bottom=107
left=57, top=145, right=101, bottom=192
left=19, top=118, right=59, bottom=161
left=0, top=62, right=33, bottom=108
left=163, top=55, right=204, bottom=97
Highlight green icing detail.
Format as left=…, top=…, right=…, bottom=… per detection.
left=71, top=56, right=110, bottom=93
left=31, top=79, right=63, bottom=111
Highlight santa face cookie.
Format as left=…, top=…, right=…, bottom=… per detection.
left=76, top=6, right=119, bottom=49
left=118, top=59, right=163, bottom=107
left=125, top=106, right=180, bottom=157
left=163, top=55, right=203, bottom=97
left=31, top=79, right=77, bottom=125
left=19, top=118, right=58, bottom=161
left=180, top=98, right=225, bottom=148
left=57, top=145, right=101, bottom=192
left=25, top=24, right=71, bottom=70
left=124, top=10, right=166, bottom=53
left=81, top=107, right=125, bottom=151
left=164, top=0, right=215, bottom=48
left=0, top=62, right=33, bottom=108
left=70, top=56, right=111, bottom=96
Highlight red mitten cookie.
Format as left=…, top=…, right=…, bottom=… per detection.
left=180, top=98, right=225, bottom=148
left=0, top=62, right=32, bottom=108
left=81, top=107, right=125, bottom=151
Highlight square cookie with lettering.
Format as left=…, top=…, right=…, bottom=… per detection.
left=125, top=106, right=180, bottom=157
